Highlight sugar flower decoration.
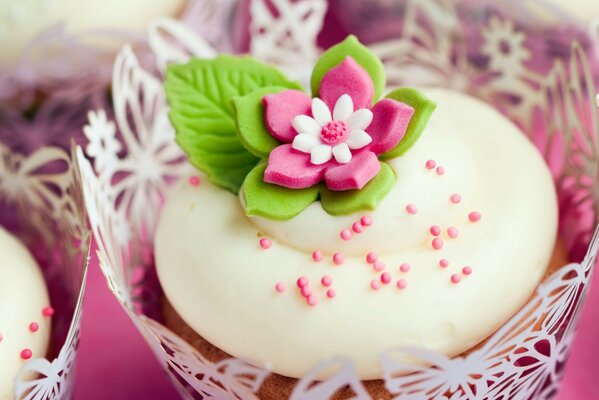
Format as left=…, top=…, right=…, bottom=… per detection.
left=165, top=35, right=436, bottom=220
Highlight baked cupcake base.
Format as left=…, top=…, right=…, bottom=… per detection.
left=161, top=239, right=568, bottom=400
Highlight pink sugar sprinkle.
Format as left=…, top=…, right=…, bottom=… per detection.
left=450, top=194, right=462, bottom=204
left=373, top=261, right=386, bottom=272
left=425, top=159, right=436, bottom=169
left=188, top=176, right=201, bottom=187
left=0, top=333, right=3, bottom=342
left=340, top=229, right=352, bottom=241
left=297, top=276, right=308, bottom=288
left=469, top=211, right=482, bottom=222
left=20, top=349, right=32, bottom=360
left=326, top=289, right=336, bottom=298
left=301, top=286, right=312, bottom=297
left=397, top=279, right=408, bottom=289
left=29, top=323, right=39, bottom=333
left=321, top=275, right=333, bottom=287
left=463, top=266, right=473, bottom=275
left=406, top=203, right=418, bottom=215
left=307, top=295, right=318, bottom=306
left=360, top=216, right=373, bottom=226
left=451, top=274, right=462, bottom=284
left=366, top=252, right=378, bottom=264
left=42, top=307, right=54, bottom=317
left=370, top=280, right=381, bottom=290
left=259, top=238, right=272, bottom=249
left=436, top=166, right=445, bottom=175
left=380, top=272, right=392, bottom=284
left=399, top=263, right=411, bottom=273
left=432, top=237, right=444, bottom=250
left=352, top=222, right=364, bottom=233
left=333, top=252, right=344, bottom=265
left=439, top=259, right=449, bottom=268
left=429, top=225, right=441, bottom=236
left=312, top=250, right=323, bottom=262
left=447, top=226, right=459, bottom=238
left=275, top=283, right=285, bottom=293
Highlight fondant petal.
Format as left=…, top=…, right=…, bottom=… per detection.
left=264, top=144, right=326, bottom=189
left=346, top=130, right=372, bottom=150
left=292, top=115, right=321, bottom=136
left=311, top=144, right=333, bottom=165
left=324, top=151, right=381, bottom=191
left=292, top=133, right=321, bottom=153
left=311, top=98, right=332, bottom=126
left=263, top=90, right=312, bottom=143
left=319, top=57, right=374, bottom=111
left=332, top=143, right=352, bottom=164
left=367, top=98, right=415, bottom=155
left=333, top=94, right=354, bottom=121
left=346, top=109, right=373, bottom=131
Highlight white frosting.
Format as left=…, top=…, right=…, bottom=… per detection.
left=156, top=88, right=558, bottom=379
left=0, top=0, right=185, bottom=63
left=0, top=227, right=51, bottom=400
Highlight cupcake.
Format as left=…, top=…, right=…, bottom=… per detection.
left=154, top=35, right=567, bottom=398
left=0, top=227, right=53, bottom=399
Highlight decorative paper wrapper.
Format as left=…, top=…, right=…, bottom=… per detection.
left=78, top=0, right=599, bottom=398
left=0, top=140, right=89, bottom=400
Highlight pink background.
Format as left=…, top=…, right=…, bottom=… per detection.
left=73, top=247, right=599, bottom=399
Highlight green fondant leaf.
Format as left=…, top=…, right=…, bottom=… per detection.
left=310, top=35, right=386, bottom=103
left=231, top=86, right=287, bottom=159
left=380, top=88, right=437, bottom=160
left=319, top=162, right=395, bottom=216
left=242, top=163, right=320, bottom=221
left=165, top=55, right=302, bottom=193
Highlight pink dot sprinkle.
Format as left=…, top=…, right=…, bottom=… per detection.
left=447, top=226, right=459, bottom=238
left=275, top=283, right=285, bottom=293
left=301, top=286, right=312, bottom=297
left=396, top=279, right=408, bottom=289
left=366, top=252, right=378, bottom=264
left=462, top=266, right=473, bottom=275
left=406, top=203, right=418, bottom=215
left=333, top=252, right=344, bottom=265
left=373, top=260, right=386, bottom=272
left=326, top=289, right=336, bottom=298
left=321, top=275, right=333, bottom=287
left=20, top=349, right=32, bottom=360
left=439, top=259, right=449, bottom=268
left=425, top=159, right=436, bottom=169
left=370, top=280, right=381, bottom=290
left=380, top=272, right=392, bottom=284
left=297, top=276, right=308, bottom=288
left=469, top=211, right=482, bottom=222
left=450, top=194, right=462, bottom=204
left=340, top=229, right=352, bottom=241
left=451, top=274, right=462, bottom=284
left=436, top=166, right=445, bottom=175
left=399, top=263, right=411, bottom=273
left=42, top=307, right=54, bottom=317
left=188, top=176, right=201, bottom=187
left=429, top=225, right=441, bottom=236
left=307, top=295, right=318, bottom=306
left=28, top=323, right=39, bottom=333
left=0, top=333, right=3, bottom=342
left=312, top=250, right=323, bottom=262
left=259, top=238, right=272, bottom=249
left=432, top=237, right=444, bottom=250
left=352, top=222, right=364, bottom=234
left=360, top=216, right=373, bottom=226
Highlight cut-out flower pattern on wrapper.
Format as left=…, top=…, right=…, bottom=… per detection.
left=165, top=35, right=436, bottom=220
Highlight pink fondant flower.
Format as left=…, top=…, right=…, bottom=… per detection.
left=262, top=57, right=415, bottom=191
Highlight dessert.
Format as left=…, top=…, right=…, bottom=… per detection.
left=0, top=227, right=52, bottom=399
left=156, top=36, right=561, bottom=395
